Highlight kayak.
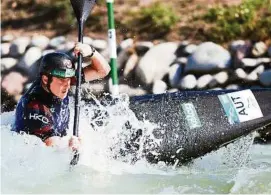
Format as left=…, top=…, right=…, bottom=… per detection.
left=127, top=88, right=271, bottom=165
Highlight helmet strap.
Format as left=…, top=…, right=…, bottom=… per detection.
left=47, top=75, right=53, bottom=94
left=41, top=74, right=53, bottom=94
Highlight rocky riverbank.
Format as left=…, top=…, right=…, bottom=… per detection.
left=1, top=34, right=271, bottom=112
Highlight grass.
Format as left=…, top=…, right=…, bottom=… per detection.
left=119, top=1, right=179, bottom=40
left=204, top=0, right=271, bottom=42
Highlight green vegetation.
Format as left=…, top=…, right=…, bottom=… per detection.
left=120, top=2, right=179, bottom=39
left=51, top=0, right=75, bottom=24
left=204, top=0, right=271, bottom=42
left=2, top=0, right=270, bottom=43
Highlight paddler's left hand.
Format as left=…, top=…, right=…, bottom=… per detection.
left=68, top=136, right=82, bottom=151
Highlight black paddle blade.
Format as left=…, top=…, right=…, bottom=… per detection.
left=70, top=152, right=80, bottom=166
left=70, top=0, right=96, bottom=23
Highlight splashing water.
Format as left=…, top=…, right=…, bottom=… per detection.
left=72, top=93, right=162, bottom=171
left=1, top=93, right=271, bottom=193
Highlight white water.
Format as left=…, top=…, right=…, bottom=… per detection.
left=1, top=94, right=271, bottom=194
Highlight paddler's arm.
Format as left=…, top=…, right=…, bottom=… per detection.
left=23, top=101, right=80, bottom=151
left=74, top=43, right=111, bottom=82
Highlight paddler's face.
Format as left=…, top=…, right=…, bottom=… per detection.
left=50, top=77, right=71, bottom=99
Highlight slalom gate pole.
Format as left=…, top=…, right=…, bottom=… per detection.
left=106, top=0, right=119, bottom=96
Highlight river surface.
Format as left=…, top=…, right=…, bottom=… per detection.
left=1, top=96, right=271, bottom=194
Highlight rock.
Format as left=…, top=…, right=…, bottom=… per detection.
left=10, top=37, right=31, bottom=56
left=65, top=41, right=76, bottom=51
left=152, top=80, right=167, bottom=94
left=100, top=47, right=110, bottom=62
left=42, top=49, right=56, bottom=56
left=241, top=58, right=258, bottom=67
left=167, top=88, right=179, bottom=93
left=226, top=84, right=240, bottom=90
left=259, top=58, right=271, bottom=66
left=259, top=69, right=271, bottom=86
left=19, top=47, right=42, bottom=68
left=179, top=74, right=197, bottom=89
left=209, top=71, right=229, bottom=88
left=117, top=49, right=131, bottom=70
left=168, top=63, right=183, bottom=88
left=234, top=68, right=247, bottom=79
left=251, top=41, right=267, bottom=57
left=83, top=36, right=93, bottom=45
left=55, top=41, right=75, bottom=52
left=1, top=34, right=14, bottom=43
left=118, top=84, right=147, bottom=96
left=1, top=33, right=270, bottom=101
left=1, top=43, right=11, bottom=56
left=246, top=65, right=265, bottom=81
left=135, top=41, right=154, bottom=56
left=49, top=36, right=66, bottom=48
left=1, top=71, right=28, bottom=96
left=120, top=38, right=134, bottom=50
left=186, top=42, right=231, bottom=72
left=260, top=58, right=271, bottom=66
left=1, top=58, right=18, bottom=71
left=136, top=42, right=178, bottom=84
left=241, top=58, right=271, bottom=67
left=123, top=53, right=138, bottom=77
left=230, top=40, right=246, bottom=51
left=31, top=35, right=50, bottom=49
left=197, top=74, right=213, bottom=89
left=210, top=87, right=223, bottom=91
left=184, top=44, right=198, bottom=55
left=55, top=44, right=66, bottom=52
left=92, top=39, right=107, bottom=51
left=176, top=57, right=188, bottom=65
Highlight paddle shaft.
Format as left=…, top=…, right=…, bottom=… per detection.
left=70, top=20, right=84, bottom=166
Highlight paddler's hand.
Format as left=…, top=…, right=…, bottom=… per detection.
left=68, top=136, right=82, bottom=151
left=74, top=43, right=95, bottom=58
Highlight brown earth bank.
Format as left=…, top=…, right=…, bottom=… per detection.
left=2, top=0, right=246, bottom=44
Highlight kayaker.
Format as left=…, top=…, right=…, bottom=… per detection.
left=12, top=43, right=111, bottom=151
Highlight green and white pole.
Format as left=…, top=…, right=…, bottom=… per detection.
left=107, top=0, right=119, bottom=96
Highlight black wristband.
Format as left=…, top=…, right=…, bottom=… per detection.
left=83, top=46, right=96, bottom=63
left=87, top=45, right=96, bottom=58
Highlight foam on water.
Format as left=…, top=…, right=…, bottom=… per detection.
left=1, top=113, right=72, bottom=193
left=1, top=94, right=270, bottom=193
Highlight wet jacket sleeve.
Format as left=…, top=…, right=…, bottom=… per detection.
left=23, top=100, right=56, bottom=141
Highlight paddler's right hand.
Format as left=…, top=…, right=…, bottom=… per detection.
left=68, top=136, right=81, bottom=151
